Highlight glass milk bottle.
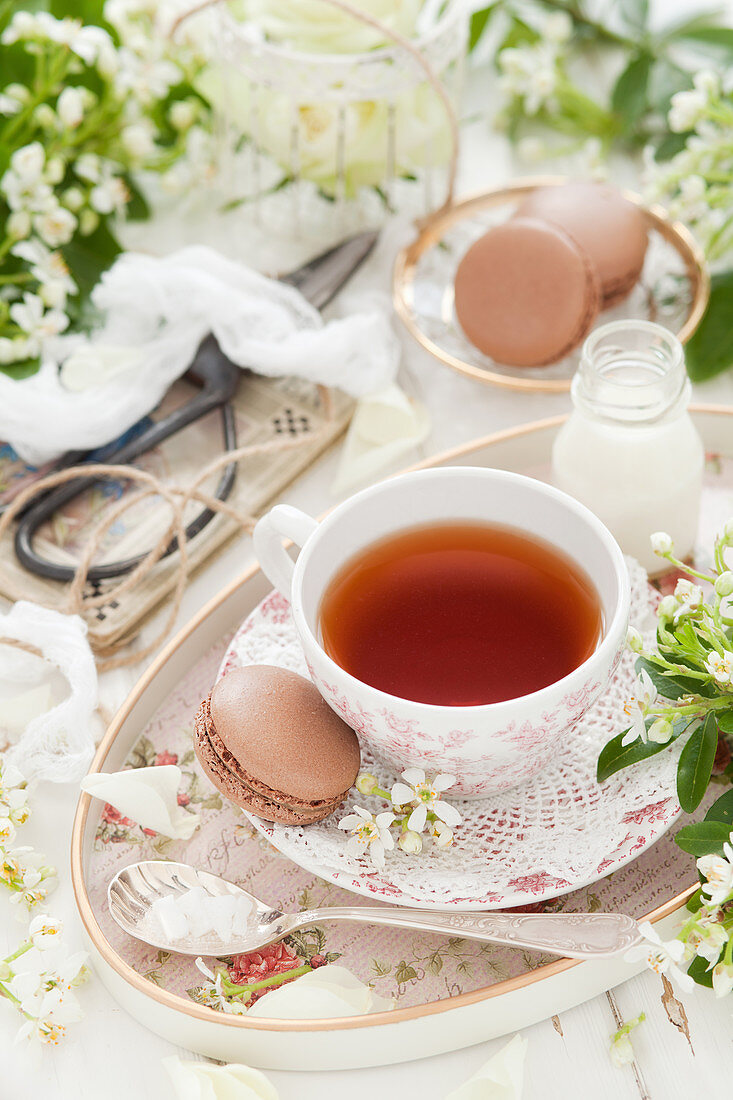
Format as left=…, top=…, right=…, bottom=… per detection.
left=552, top=320, right=704, bottom=576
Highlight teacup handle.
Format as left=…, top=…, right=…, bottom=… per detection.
left=253, top=505, right=319, bottom=600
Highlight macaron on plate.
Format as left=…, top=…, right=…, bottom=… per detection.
left=393, top=176, right=709, bottom=394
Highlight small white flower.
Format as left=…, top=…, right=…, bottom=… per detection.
left=44, top=157, right=65, bottom=186
left=650, top=531, right=673, bottom=555
left=74, top=153, right=101, bottom=184
left=61, top=186, right=85, bottom=212
left=33, top=206, right=77, bottom=248
left=9, top=142, right=45, bottom=184
left=33, top=104, right=57, bottom=131
left=390, top=768, right=461, bottom=833
left=9, top=293, right=69, bottom=341
left=397, top=829, right=423, bottom=855
left=669, top=89, right=707, bottom=132
left=621, top=669, right=657, bottom=746
left=626, top=626, right=644, bottom=654
left=698, top=840, right=733, bottom=907
left=690, top=912, right=728, bottom=966
left=657, top=594, right=679, bottom=621
left=705, top=651, right=733, bottom=685
left=12, top=240, right=77, bottom=307
left=716, top=571, right=733, bottom=598
left=430, top=820, right=454, bottom=848
left=712, top=960, right=733, bottom=997
left=29, top=915, right=63, bottom=950
left=56, top=87, right=87, bottom=129
left=79, top=210, right=99, bottom=236
left=338, top=806, right=394, bottom=869
left=89, top=175, right=129, bottom=216
left=0, top=817, right=17, bottom=844
left=625, top=921, right=693, bottom=991
left=674, top=579, right=703, bottom=618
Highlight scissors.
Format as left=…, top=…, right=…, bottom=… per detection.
left=9, top=231, right=378, bottom=584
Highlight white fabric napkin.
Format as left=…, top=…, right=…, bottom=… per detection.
left=0, top=244, right=401, bottom=464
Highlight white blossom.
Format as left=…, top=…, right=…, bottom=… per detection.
left=33, top=205, right=77, bottom=248
left=12, top=239, right=77, bottom=310
left=650, top=531, right=673, bottom=555
left=705, top=651, right=733, bottom=686
left=390, top=768, right=461, bottom=833
left=625, top=921, right=694, bottom=991
left=712, top=960, right=733, bottom=997
left=621, top=669, right=657, bottom=746
left=56, top=87, right=87, bottom=129
left=430, top=820, right=454, bottom=848
left=9, top=293, right=68, bottom=343
left=121, top=120, right=156, bottom=161
left=698, top=839, right=733, bottom=907
left=690, top=911, right=728, bottom=966
left=338, top=806, right=394, bottom=869
left=28, top=915, right=64, bottom=951
left=669, top=89, right=708, bottom=132
left=673, top=579, right=704, bottom=619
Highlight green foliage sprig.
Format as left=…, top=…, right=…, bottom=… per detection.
left=0, top=1, right=213, bottom=379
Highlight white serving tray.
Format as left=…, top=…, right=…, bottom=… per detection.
left=71, top=406, right=733, bottom=1071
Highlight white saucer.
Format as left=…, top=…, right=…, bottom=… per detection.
left=218, top=568, right=681, bottom=910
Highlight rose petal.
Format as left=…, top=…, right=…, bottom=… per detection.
left=445, top=1034, right=527, bottom=1100
left=81, top=765, right=200, bottom=840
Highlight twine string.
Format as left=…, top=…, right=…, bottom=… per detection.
left=0, top=395, right=336, bottom=670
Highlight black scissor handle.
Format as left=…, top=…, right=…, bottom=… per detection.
left=14, top=337, right=240, bottom=583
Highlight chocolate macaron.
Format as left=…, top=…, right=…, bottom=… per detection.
left=515, top=181, right=648, bottom=306
left=194, top=665, right=361, bottom=825
left=454, top=217, right=600, bottom=367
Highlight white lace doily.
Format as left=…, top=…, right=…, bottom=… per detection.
left=219, top=559, right=682, bottom=909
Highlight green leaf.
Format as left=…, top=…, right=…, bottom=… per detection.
left=674, top=25, right=733, bottom=54
left=647, top=58, right=692, bottom=114
left=677, top=713, right=718, bottom=812
left=61, top=220, right=121, bottom=300
left=717, top=712, right=733, bottom=734
left=617, top=0, right=649, bottom=31
left=685, top=271, right=733, bottom=383
left=686, top=885, right=703, bottom=912
left=469, top=4, right=497, bottom=51
left=611, top=52, right=653, bottom=128
left=0, top=357, right=40, bottom=380
left=703, top=787, right=733, bottom=827
left=653, top=131, right=690, bottom=161
left=687, top=953, right=715, bottom=987
left=635, top=656, right=704, bottom=701
left=674, top=819, right=731, bottom=855
left=597, top=730, right=670, bottom=783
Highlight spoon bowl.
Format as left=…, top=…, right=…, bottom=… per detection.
left=109, top=860, right=643, bottom=962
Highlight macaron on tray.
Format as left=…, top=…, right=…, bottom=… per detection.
left=393, top=175, right=708, bottom=393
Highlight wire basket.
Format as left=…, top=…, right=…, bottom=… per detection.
left=213, top=2, right=467, bottom=235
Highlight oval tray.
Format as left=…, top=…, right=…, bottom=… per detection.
left=392, top=176, right=709, bottom=394
left=71, top=405, right=733, bottom=1071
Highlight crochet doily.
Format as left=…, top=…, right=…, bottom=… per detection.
left=219, top=559, right=682, bottom=909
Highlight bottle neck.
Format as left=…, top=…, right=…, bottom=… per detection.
left=572, top=321, right=690, bottom=426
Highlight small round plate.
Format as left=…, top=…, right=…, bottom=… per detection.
left=219, top=570, right=681, bottom=911
left=393, top=176, right=709, bottom=394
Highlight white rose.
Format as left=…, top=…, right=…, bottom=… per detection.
left=246, top=965, right=394, bottom=1019
left=57, top=87, right=86, bottom=129
left=239, top=82, right=449, bottom=196
left=163, top=1058, right=279, bottom=1100
left=237, top=0, right=423, bottom=53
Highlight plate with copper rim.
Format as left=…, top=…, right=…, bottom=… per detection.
left=392, top=176, right=710, bottom=395
left=71, top=405, right=733, bottom=1071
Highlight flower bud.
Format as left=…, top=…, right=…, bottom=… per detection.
left=647, top=718, right=674, bottom=744
left=658, top=595, right=679, bottom=621
left=79, top=209, right=99, bottom=236
left=724, top=519, right=733, bottom=541
left=398, top=830, right=423, bottom=855
left=62, top=186, right=85, bottom=212
left=650, top=532, right=673, bottom=556
left=7, top=210, right=31, bottom=240
left=33, top=103, right=56, bottom=130
left=0, top=962, right=11, bottom=981
left=45, top=156, right=64, bottom=184
left=355, top=773, right=377, bottom=796
left=626, top=627, right=644, bottom=653
left=716, top=572, right=733, bottom=597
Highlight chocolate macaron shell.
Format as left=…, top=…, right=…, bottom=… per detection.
left=454, top=217, right=600, bottom=367
left=515, top=181, right=648, bottom=306
left=194, top=665, right=361, bottom=825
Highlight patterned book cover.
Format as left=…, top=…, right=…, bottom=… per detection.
left=0, top=374, right=352, bottom=648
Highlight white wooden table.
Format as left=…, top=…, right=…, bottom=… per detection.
left=4, top=3, right=733, bottom=1091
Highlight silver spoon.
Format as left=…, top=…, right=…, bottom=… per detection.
left=108, top=860, right=642, bottom=960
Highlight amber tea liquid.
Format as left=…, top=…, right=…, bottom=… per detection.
left=319, top=523, right=602, bottom=706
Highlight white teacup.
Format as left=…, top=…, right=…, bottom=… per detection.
left=253, top=467, right=629, bottom=797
